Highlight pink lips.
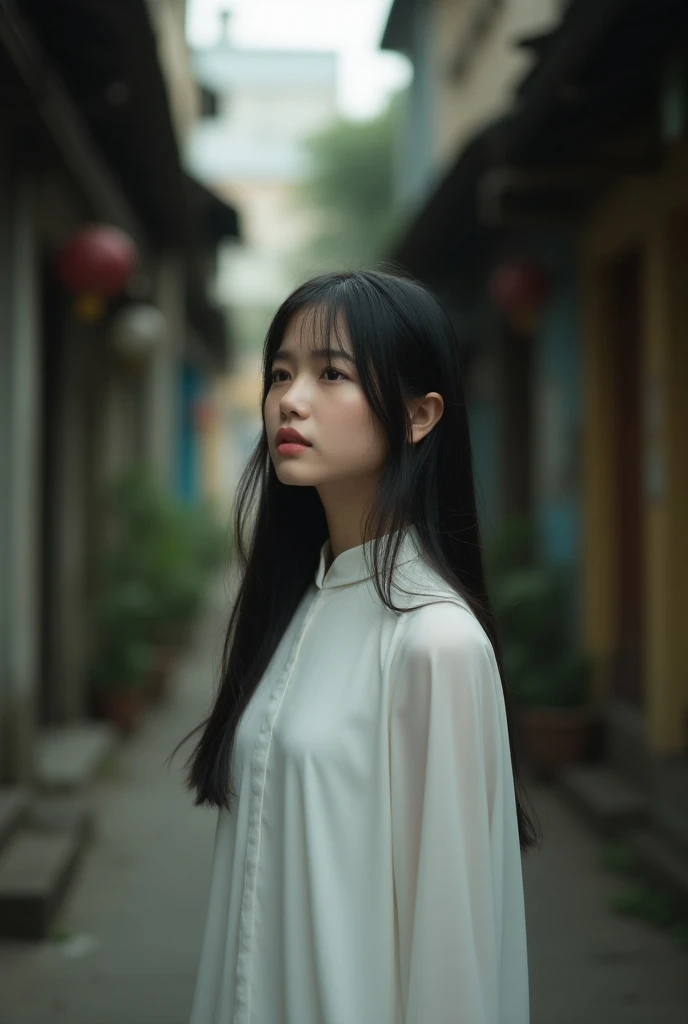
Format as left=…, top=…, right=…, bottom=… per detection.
left=275, top=427, right=312, bottom=449
left=276, top=428, right=311, bottom=448
left=277, top=442, right=310, bottom=455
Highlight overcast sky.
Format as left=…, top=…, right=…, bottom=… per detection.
left=186, top=0, right=411, bottom=119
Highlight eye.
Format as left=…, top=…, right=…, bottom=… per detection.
left=322, top=367, right=348, bottom=382
left=269, top=366, right=349, bottom=385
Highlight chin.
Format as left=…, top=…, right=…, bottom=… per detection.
left=274, top=464, right=316, bottom=486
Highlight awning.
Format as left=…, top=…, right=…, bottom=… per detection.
left=184, top=175, right=242, bottom=371
left=185, top=176, right=241, bottom=246
left=385, top=0, right=688, bottom=277
left=386, top=122, right=505, bottom=278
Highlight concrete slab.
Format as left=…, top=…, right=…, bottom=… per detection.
left=35, top=722, right=119, bottom=792
left=0, top=826, right=86, bottom=940
left=559, top=763, right=648, bottom=837
left=0, top=788, right=29, bottom=851
left=630, top=827, right=688, bottom=909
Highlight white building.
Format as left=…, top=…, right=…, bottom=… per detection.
left=188, top=14, right=338, bottom=344
left=187, top=14, right=339, bottom=497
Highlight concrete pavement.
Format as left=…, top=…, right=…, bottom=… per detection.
left=524, top=783, right=688, bottom=1022
left=0, top=576, right=230, bottom=1024
left=1, top=576, right=687, bottom=1024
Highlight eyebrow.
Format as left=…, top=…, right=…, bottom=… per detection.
left=272, top=346, right=356, bottom=365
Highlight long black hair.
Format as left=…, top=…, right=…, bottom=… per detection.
left=171, top=269, right=540, bottom=852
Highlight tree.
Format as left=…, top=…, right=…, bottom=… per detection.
left=294, top=91, right=406, bottom=273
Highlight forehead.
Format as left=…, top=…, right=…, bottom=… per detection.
left=278, top=305, right=353, bottom=355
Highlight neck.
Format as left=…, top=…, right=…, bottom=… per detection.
left=317, top=477, right=382, bottom=561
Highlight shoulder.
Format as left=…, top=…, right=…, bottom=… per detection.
left=391, top=599, right=495, bottom=671
left=386, top=602, right=501, bottom=728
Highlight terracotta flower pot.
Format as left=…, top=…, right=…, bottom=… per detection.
left=146, top=644, right=177, bottom=703
left=99, top=689, right=145, bottom=735
left=517, top=706, right=594, bottom=781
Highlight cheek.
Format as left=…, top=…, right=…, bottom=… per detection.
left=263, top=393, right=279, bottom=430
left=326, top=395, right=387, bottom=459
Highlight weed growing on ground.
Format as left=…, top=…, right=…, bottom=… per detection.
left=600, top=839, right=688, bottom=953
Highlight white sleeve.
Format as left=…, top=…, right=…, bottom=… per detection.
left=388, top=601, right=528, bottom=1024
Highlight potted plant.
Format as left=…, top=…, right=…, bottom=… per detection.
left=98, top=470, right=183, bottom=704
left=90, top=580, right=154, bottom=734
left=487, top=523, right=594, bottom=780
left=93, top=466, right=230, bottom=707
left=141, top=501, right=207, bottom=690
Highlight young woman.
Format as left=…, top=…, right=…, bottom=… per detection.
left=179, top=270, right=538, bottom=1024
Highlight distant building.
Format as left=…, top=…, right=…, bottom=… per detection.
left=188, top=13, right=338, bottom=354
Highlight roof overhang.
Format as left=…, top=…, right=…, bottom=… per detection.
left=185, top=177, right=241, bottom=246
left=183, top=176, right=241, bottom=371
left=12, top=0, right=187, bottom=248
left=0, top=4, right=149, bottom=250
left=380, top=0, right=417, bottom=54
left=387, top=0, right=687, bottom=277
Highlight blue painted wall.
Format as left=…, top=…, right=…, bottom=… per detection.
left=178, top=362, right=203, bottom=502
left=450, top=235, right=583, bottom=614
left=532, top=237, right=582, bottom=573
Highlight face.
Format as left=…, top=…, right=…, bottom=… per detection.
left=264, top=307, right=389, bottom=499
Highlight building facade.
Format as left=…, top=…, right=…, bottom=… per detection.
left=0, top=0, right=239, bottom=938
left=382, top=0, right=688, bottom=890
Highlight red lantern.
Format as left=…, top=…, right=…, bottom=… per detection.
left=56, top=224, right=138, bottom=322
left=488, top=261, right=550, bottom=332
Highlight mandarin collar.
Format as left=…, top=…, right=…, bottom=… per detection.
left=314, top=526, right=421, bottom=590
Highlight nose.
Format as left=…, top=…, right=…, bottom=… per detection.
left=278, top=376, right=311, bottom=419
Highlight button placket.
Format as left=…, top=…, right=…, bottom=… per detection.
left=233, top=589, right=324, bottom=1024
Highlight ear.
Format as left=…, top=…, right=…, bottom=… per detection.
left=408, top=392, right=444, bottom=444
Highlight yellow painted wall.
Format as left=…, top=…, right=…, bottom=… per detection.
left=582, top=141, right=688, bottom=754
left=198, top=359, right=264, bottom=512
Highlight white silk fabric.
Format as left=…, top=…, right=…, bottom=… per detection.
left=189, top=526, right=529, bottom=1024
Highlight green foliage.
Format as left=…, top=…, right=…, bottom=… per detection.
left=294, top=91, right=407, bottom=271
left=483, top=516, right=534, bottom=577
left=600, top=840, right=688, bottom=952
left=487, top=517, right=589, bottom=708
left=611, top=880, right=688, bottom=949
left=612, top=881, right=677, bottom=927
left=600, top=839, right=638, bottom=877
left=90, top=466, right=229, bottom=693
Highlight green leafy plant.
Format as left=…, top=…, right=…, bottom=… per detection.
left=600, top=840, right=688, bottom=952
left=89, top=466, right=229, bottom=692
left=486, top=518, right=589, bottom=709
left=611, top=881, right=688, bottom=950
left=90, top=580, right=155, bottom=693
left=293, top=90, right=407, bottom=272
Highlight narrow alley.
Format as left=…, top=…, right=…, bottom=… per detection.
left=1, top=579, right=687, bottom=1024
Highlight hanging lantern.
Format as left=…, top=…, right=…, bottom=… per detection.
left=107, top=303, right=167, bottom=363
left=488, top=261, right=550, bottom=332
left=55, top=224, right=138, bottom=323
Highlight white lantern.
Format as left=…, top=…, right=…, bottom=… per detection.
left=108, top=303, right=167, bottom=361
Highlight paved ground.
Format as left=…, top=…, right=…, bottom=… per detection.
left=1, top=577, right=687, bottom=1024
